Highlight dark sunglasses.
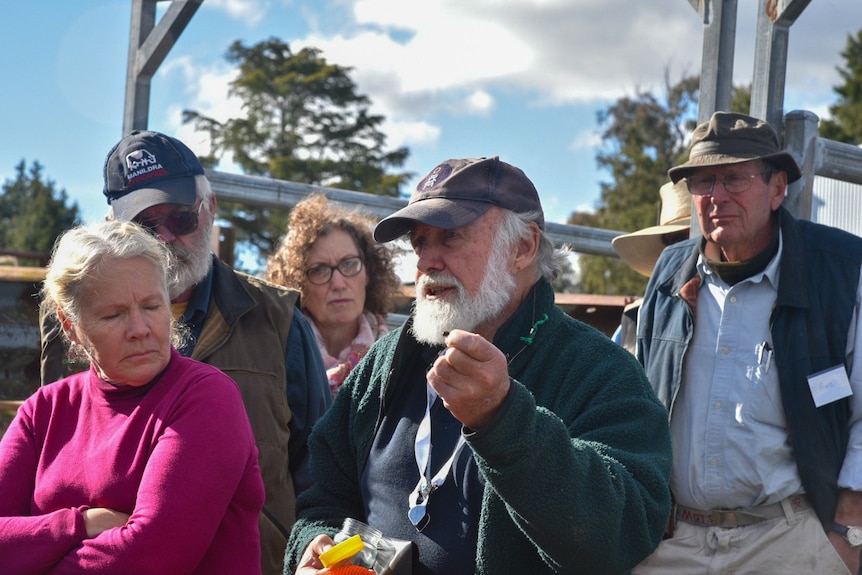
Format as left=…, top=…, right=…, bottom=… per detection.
left=135, top=203, right=203, bottom=237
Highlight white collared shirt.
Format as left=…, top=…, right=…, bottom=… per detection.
left=670, top=233, right=862, bottom=510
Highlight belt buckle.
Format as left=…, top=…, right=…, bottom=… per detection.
left=711, top=510, right=738, bottom=528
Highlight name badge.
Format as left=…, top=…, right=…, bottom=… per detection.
left=808, top=365, right=853, bottom=407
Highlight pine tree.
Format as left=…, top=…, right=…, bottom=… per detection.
left=572, top=74, right=699, bottom=296
left=183, top=38, right=411, bottom=267
left=820, top=30, right=862, bottom=145
left=0, top=161, right=80, bottom=266
left=571, top=75, right=751, bottom=295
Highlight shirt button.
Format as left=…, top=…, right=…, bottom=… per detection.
left=729, top=296, right=737, bottom=303
left=710, top=458, right=718, bottom=465
left=714, top=402, right=722, bottom=409
left=722, top=347, right=730, bottom=355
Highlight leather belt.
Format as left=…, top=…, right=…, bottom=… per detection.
left=675, top=495, right=811, bottom=529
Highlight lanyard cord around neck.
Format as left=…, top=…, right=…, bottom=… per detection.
left=407, top=382, right=466, bottom=530
left=406, top=301, right=549, bottom=529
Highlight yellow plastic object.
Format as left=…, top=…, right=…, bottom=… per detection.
left=319, top=534, right=365, bottom=568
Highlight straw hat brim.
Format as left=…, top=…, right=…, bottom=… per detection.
left=612, top=220, right=691, bottom=277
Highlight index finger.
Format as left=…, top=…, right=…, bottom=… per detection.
left=443, top=329, right=499, bottom=363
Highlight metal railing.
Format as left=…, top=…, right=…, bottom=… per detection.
left=205, top=169, right=625, bottom=258
left=784, top=110, right=862, bottom=221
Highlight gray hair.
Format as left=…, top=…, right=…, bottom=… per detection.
left=195, top=174, right=215, bottom=218
left=494, top=209, right=568, bottom=283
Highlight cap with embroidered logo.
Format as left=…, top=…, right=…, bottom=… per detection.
left=103, top=130, right=204, bottom=220
left=373, top=156, right=544, bottom=243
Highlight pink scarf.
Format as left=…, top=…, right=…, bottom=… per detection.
left=312, top=311, right=389, bottom=398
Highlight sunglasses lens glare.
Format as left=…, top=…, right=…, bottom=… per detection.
left=137, top=210, right=199, bottom=236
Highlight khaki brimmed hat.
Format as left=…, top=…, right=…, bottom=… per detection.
left=668, top=112, right=801, bottom=185
left=612, top=181, right=691, bottom=277
left=374, top=156, right=543, bottom=243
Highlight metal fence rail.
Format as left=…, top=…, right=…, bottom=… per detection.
left=785, top=110, right=862, bottom=222
left=205, top=169, right=625, bottom=258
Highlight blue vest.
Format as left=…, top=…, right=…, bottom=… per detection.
left=638, top=208, right=862, bottom=526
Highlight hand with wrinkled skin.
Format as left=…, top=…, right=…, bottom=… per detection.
left=829, top=489, right=862, bottom=575
left=427, top=329, right=511, bottom=430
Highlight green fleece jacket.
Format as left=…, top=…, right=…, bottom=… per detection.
left=285, top=281, right=671, bottom=574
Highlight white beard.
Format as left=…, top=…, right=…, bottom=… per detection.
left=411, top=234, right=516, bottom=346
left=167, top=219, right=213, bottom=300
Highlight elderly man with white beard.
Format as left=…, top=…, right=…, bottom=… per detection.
left=285, top=156, right=673, bottom=575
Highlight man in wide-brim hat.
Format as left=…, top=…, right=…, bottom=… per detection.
left=634, top=111, right=862, bottom=575
left=611, top=180, right=691, bottom=354
left=612, top=180, right=691, bottom=278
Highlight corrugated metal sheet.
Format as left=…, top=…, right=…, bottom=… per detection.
left=810, top=177, right=862, bottom=238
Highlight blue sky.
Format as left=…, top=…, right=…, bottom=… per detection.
left=2, top=0, right=860, bottom=238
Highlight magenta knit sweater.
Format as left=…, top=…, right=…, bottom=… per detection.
left=0, top=349, right=264, bottom=574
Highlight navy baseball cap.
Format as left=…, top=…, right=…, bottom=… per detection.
left=373, top=156, right=544, bottom=243
left=103, top=130, right=204, bottom=220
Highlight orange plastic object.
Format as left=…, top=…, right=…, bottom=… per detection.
left=327, top=566, right=375, bottom=575
left=319, top=535, right=365, bottom=568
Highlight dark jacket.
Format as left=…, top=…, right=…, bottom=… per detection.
left=286, top=280, right=672, bottom=575
left=637, top=207, right=862, bottom=526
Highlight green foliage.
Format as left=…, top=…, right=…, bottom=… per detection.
left=0, top=161, right=80, bottom=266
left=183, top=38, right=411, bottom=267
left=572, top=74, right=700, bottom=296
left=570, top=73, right=754, bottom=296
left=820, top=30, right=862, bottom=145
left=730, top=84, right=752, bottom=117
left=550, top=255, right=578, bottom=293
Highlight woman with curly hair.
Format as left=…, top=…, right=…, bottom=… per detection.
left=265, top=194, right=402, bottom=398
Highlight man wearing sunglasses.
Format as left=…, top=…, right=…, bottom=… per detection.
left=635, top=112, right=862, bottom=574
left=39, top=130, right=331, bottom=575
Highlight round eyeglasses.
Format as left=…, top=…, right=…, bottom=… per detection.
left=684, top=171, right=769, bottom=196
left=305, top=256, right=364, bottom=285
left=135, top=203, right=203, bottom=237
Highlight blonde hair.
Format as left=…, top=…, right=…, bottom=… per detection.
left=264, top=193, right=401, bottom=315
left=42, top=220, right=178, bottom=342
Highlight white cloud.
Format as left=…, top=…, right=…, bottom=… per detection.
left=159, top=56, right=242, bottom=121
left=382, top=119, right=441, bottom=149
left=160, top=0, right=862, bottom=212
left=463, top=90, right=495, bottom=115
left=203, top=0, right=270, bottom=27
left=308, top=0, right=859, bottom=118
left=544, top=195, right=596, bottom=225
left=352, top=0, right=431, bottom=28
left=339, top=0, right=700, bottom=108
left=157, top=57, right=245, bottom=171
left=170, top=0, right=861, bottom=158
left=569, top=129, right=602, bottom=153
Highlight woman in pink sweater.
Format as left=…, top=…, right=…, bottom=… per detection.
left=0, top=220, right=264, bottom=574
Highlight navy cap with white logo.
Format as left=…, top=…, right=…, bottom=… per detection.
left=103, top=130, right=204, bottom=220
